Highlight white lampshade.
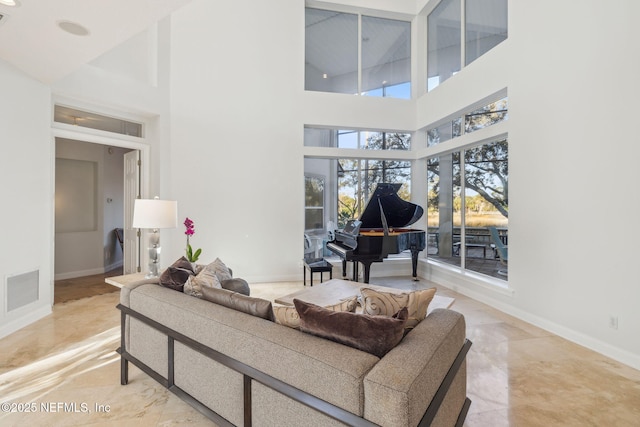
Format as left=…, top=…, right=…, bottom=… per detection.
left=132, top=199, right=178, bottom=229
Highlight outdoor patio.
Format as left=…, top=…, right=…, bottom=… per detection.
left=427, top=226, right=508, bottom=280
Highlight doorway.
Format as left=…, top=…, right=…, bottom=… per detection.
left=54, top=138, right=138, bottom=303
left=51, top=103, right=149, bottom=304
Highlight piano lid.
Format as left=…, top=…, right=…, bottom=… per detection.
left=358, top=183, right=424, bottom=229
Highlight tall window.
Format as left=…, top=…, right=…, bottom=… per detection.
left=428, top=0, right=507, bottom=91
left=304, top=128, right=412, bottom=229
left=361, top=16, right=411, bottom=98
left=427, top=139, right=508, bottom=280
left=305, top=8, right=411, bottom=99
left=305, top=9, right=358, bottom=95
left=338, top=158, right=412, bottom=228
left=465, top=0, right=508, bottom=65
left=305, top=175, right=325, bottom=231
left=428, top=0, right=461, bottom=91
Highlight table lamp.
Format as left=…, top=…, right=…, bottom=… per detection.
left=132, top=198, right=178, bottom=278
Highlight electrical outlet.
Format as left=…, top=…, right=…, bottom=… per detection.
left=609, top=315, right=618, bottom=330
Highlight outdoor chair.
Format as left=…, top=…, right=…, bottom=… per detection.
left=488, top=226, right=508, bottom=276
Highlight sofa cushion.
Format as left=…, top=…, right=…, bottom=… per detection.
left=184, top=262, right=223, bottom=297
left=202, top=286, right=275, bottom=321
left=361, top=287, right=436, bottom=329
left=273, top=296, right=358, bottom=329
left=294, top=299, right=408, bottom=358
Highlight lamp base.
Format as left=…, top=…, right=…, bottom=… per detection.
left=145, top=231, right=161, bottom=278
left=144, top=271, right=159, bottom=279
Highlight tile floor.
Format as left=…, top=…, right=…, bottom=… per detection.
left=1, top=276, right=639, bottom=426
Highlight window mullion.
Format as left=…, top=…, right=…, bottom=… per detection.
left=459, top=149, right=466, bottom=269
left=460, top=0, right=466, bottom=68
left=357, top=13, right=363, bottom=95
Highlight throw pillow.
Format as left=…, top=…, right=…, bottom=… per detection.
left=294, top=299, right=408, bottom=358
left=159, top=257, right=197, bottom=292
left=158, top=267, right=192, bottom=292
left=183, top=262, right=223, bottom=298
left=360, top=287, right=436, bottom=329
left=173, top=256, right=197, bottom=274
left=220, top=278, right=251, bottom=296
left=273, top=296, right=358, bottom=329
left=201, top=286, right=275, bottom=322
left=212, top=258, right=233, bottom=282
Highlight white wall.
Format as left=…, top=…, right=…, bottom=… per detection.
left=55, top=139, right=105, bottom=279
left=422, top=0, right=640, bottom=369
left=167, top=0, right=305, bottom=281
left=54, top=139, right=127, bottom=279
left=0, top=60, right=53, bottom=337
left=507, top=0, right=640, bottom=366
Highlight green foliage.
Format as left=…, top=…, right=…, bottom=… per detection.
left=428, top=139, right=508, bottom=218
left=186, top=244, right=201, bottom=263
left=337, top=132, right=413, bottom=226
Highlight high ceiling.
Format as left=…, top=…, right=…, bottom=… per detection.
left=0, top=0, right=191, bottom=84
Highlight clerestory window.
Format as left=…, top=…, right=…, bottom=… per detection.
left=305, top=8, right=411, bottom=99
left=428, top=0, right=507, bottom=91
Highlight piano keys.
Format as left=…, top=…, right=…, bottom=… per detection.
left=326, top=183, right=426, bottom=283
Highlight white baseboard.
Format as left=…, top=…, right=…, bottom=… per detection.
left=423, top=260, right=640, bottom=371
left=54, top=267, right=108, bottom=281
left=105, top=260, right=123, bottom=273
left=0, top=304, right=51, bottom=340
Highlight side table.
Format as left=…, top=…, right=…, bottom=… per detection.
left=303, top=258, right=333, bottom=287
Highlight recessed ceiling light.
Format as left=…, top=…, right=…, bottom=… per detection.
left=57, top=20, right=90, bottom=36
left=0, top=0, right=18, bottom=6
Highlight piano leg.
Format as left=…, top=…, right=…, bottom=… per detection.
left=352, top=259, right=382, bottom=284
left=341, top=259, right=347, bottom=278
left=411, top=249, right=420, bottom=281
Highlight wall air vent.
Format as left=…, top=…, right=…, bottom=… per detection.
left=7, top=270, right=39, bottom=312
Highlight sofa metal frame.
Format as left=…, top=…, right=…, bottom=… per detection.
left=117, top=303, right=472, bottom=427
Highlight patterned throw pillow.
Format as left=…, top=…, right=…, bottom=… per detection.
left=273, top=296, right=358, bottom=329
left=360, top=287, right=437, bottom=329
left=183, top=262, right=223, bottom=297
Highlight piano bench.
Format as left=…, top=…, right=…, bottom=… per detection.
left=303, top=258, right=333, bottom=287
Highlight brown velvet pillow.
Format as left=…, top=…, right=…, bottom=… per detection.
left=202, top=286, right=275, bottom=322
left=293, top=299, right=408, bottom=358
left=159, top=257, right=197, bottom=292
left=172, top=256, right=197, bottom=274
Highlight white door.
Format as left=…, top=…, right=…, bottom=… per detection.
left=124, top=150, right=140, bottom=274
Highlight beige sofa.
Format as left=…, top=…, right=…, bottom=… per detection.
left=117, top=281, right=471, bottom=427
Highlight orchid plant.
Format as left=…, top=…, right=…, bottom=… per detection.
left=184, top=217, right=202, bottom=262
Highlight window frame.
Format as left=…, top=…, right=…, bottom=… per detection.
left=305, top=6, right=413, bottom=99
left=304, top=174, right=326, bottom=232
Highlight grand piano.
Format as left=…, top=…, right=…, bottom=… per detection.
left=326, top=183, right=426, bottom=283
